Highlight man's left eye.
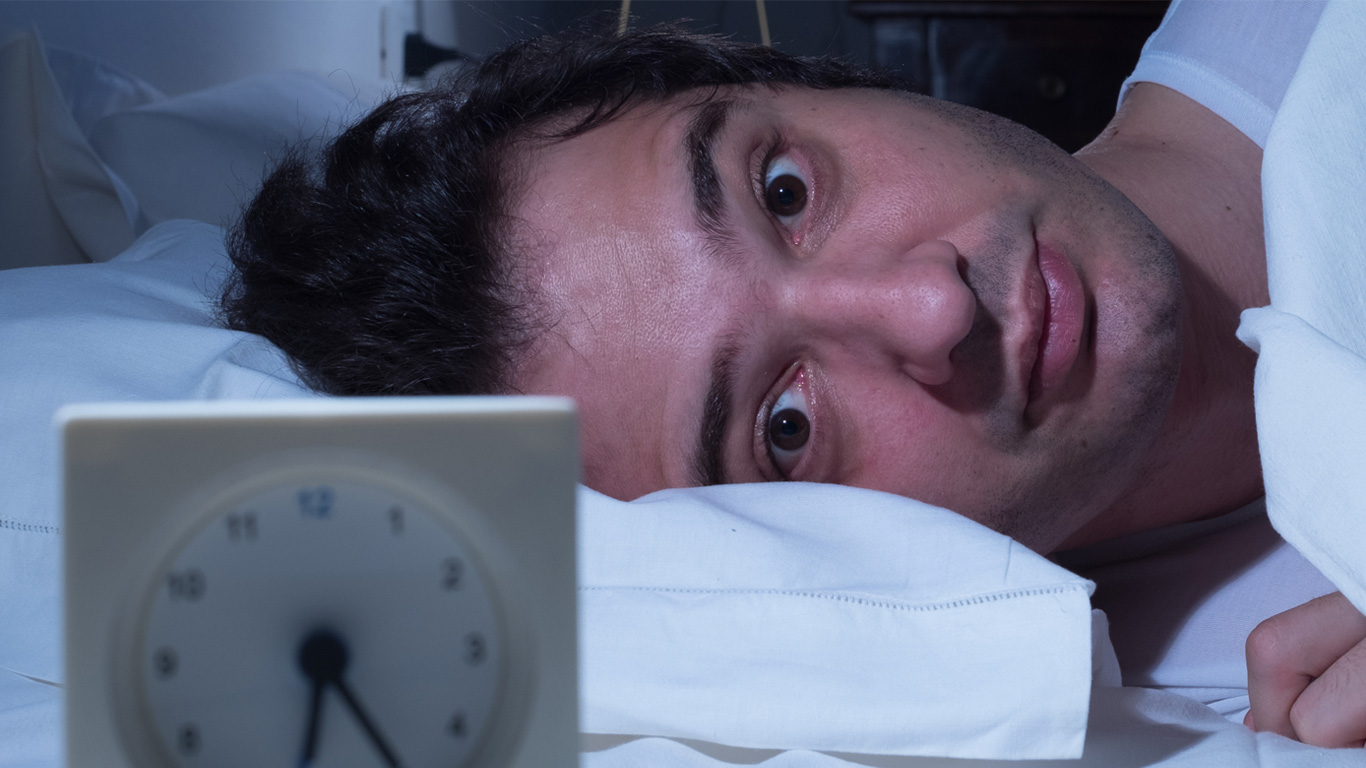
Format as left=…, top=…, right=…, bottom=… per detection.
left=766, top=372, right=812, bottom=478
left=764, top=155, right=808, bottom=224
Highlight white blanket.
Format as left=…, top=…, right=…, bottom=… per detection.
left=1236, top=0, right=1366, bottom=616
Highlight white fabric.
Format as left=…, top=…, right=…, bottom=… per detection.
left=1236, top=0, right=1366, bottom=615
left=0, top=671, right=59, bottom=768
left=38, top=42, right=164, bottom=140
left=579, top=483, right=1097, bottom=759
left=1064, top=500, right=1336, bottom=722
left=0, top=221, right=317, bottom=690
left=1120, top=0, right=1327, bottom=149
left=584, top=687, right=1365, bottom=768
left=89, top=69, right=394, bottom=230
left=0, top=31, right=137, bottom=269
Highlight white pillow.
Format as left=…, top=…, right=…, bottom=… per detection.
left=0, top=220, right=315, bottom=689
left=0, top=31, right=138, bottom=269
left=579, top=483, right=1098, bottom=760
left=39, top=41, right=164, bottom=139
left=88, top=70, right=396, bottom=229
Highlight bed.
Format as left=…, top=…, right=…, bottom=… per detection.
left=3, top=11, right=1366, bottom=768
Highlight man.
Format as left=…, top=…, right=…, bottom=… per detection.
left=224, top=22, right=1253, bottom=557
left=222, top=1, right=1363, bottom=748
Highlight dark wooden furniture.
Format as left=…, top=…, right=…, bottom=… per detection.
left=847, top=1, right=1168, bottom=151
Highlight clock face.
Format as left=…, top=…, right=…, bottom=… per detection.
left=134, top=476, right=505, bottom=768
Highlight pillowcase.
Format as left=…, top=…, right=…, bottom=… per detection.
left=88, top=69, right=396, bottom=229
left=0, top=220, right=315, bottom=687
left=579, top=482, right=1099, bottom=759
left=0, top=31, right=138, bottom=269
left=39, top=40, right=165, bottom=139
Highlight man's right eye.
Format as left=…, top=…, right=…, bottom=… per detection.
left=765, top=369, right=812, bottom=477
left=763, top=154, right=809, bottom=228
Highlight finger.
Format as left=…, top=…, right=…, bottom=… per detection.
left=1247, top=592, right=1366, bottom=740
left=1244, top=709, right=1255, bottom=730
left=1289, top=636, right=1366, bottom=748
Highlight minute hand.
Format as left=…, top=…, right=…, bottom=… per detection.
left=333, top=675, right=404, bottom=768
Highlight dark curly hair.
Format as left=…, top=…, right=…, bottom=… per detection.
left=220, top=23, right=901, bottom=397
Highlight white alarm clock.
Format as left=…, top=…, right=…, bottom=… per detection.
left=60, top=397, right=578, bottom=768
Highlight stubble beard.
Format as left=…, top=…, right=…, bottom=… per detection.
left=998, top=185, right=1183, bottom=553
left=941, top=130, right=1183, bottom=552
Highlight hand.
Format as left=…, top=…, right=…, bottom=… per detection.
left=332, top=674, right=403, bottom=768
left=1246, top=591, right=1366, bottom=747
left=299, top=675, right=326, bottom=768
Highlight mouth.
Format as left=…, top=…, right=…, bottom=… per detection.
left=1026, top=237, right=1085, bottom=405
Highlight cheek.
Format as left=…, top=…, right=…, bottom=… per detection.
left=845, top=396, right=1005, bottom=509
left=843, top=144, right=1026, bottom=244
left=1090, top=249, right=1182, bottom=387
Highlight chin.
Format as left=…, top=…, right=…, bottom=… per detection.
left=1005, top=232, right=1183, bottom=554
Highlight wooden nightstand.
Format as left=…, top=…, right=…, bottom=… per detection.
left=848, top=1, right=1168, bottom=151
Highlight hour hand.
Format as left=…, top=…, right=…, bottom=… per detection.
left=297, top=630, right=346, bottom=768
left=298, top=677, right=326, bottom=768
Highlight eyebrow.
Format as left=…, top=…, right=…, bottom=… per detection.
left=685, top=98, right=742, bottom=487
left=693, top=340, right=741, bottom=487
left=686, top=98, right=741, bottom=258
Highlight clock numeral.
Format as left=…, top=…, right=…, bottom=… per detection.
left=441, top=558, right=464, bottom=590
left=177, top=723, right=200, bottom=755
left=153, top=647, right=178, bottom=679
left=388, top=506, right=404, bottom=535
left=298, top=486, right=335, bottom=519
left=449, top=712, right=467, bottom=738
left=226, top=512, right=258, bottom=542
left=464, top=632, right=486, bottom=665
left=166, top=569, right=206, bottom=602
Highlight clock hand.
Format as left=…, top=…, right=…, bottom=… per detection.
left=298, top=677, right=326, bottom=768
left=333, top=675, right=403, bottom=768
left=297, top=630, right=346, bottom=768
left=296, top=629, right=404, bottom=768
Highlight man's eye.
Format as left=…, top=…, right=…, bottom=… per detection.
left=766, top=376, right=811, bottom=477
left=763, top=155, right=808, bottom=224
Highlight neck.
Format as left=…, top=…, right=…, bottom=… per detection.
left=1063, top=83, right=1269, bottom=548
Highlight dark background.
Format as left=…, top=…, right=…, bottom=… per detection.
left=438, top=0, right=1169, bottom=152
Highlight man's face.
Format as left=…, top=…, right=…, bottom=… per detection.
left=511, top=86, right=1182, bottom=551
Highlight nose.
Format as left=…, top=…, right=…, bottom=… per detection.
left=783, top=239, right=976, bottom=386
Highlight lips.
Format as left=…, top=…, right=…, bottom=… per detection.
left=1028, top=239, right=1084, bottom=402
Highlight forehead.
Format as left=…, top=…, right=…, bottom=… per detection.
left=510, top=91, right=730, bottom=497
